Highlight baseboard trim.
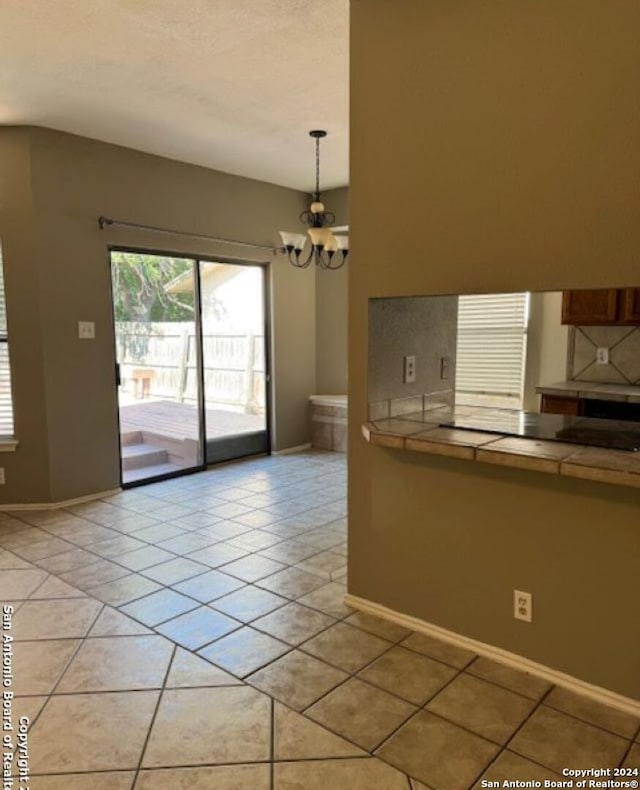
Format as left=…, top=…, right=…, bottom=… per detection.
left=344, top=593, right=640, bottom=717
left=272, top=443, right=312, bottom=456
left=2, top=488, right=122, bottom=511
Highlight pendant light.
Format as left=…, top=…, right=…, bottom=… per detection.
left=279, top=130, right=348, bottom=270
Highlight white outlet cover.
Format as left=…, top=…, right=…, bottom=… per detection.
left=514, top=589, right=533, bottom=623
left=404, top=355, right=416, bottom=384
left=596, top=347, right=610, bottom=365
left=78, top=321, right=95, bottom=340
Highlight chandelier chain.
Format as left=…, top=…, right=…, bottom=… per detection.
left=315, top=136, right=321, bottom=200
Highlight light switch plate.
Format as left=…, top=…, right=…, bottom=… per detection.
left=0, top=468, right=5, bottom=485
left=78, top=321, right=95, bottom=340
left=403, top=355, right=416, bottom=384
left=596, top=347, right=609, bottom=365
left=440, top=356, right=450, bottom=380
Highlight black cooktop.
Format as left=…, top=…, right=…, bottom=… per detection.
left=440, top=409, right=640, bottom=452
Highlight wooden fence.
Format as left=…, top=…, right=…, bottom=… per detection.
left=115, top=322, right=265, bottom=414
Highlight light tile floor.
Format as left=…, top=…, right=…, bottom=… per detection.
left=1, top=450, right=638, bottom=788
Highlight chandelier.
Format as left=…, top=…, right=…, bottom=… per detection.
left=279, top=130, right=349, bottom=270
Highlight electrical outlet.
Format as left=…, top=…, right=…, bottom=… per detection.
left=403, top=355, right=416, bottom=384
left=0, top=468, right=5, bottom=485
left=78, top=321, right=95, bottom=340
left=514, top=590, right=532, bottom=623
left=596, top=347, right=609, bottom=365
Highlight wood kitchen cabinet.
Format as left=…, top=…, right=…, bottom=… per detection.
left=620, top=288, right=640, bottom=323
left=561, top=289, right=619, bottom=325
left=540, top=394, right=580, bottom=416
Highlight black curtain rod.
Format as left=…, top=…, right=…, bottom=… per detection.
left=98, top=216, right=279, bottom=253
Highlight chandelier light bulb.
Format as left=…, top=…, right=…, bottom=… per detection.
left=279, top=231, right=306, bottom=251
left=308, top=227, right=332, bottom=247
left=310, top=201, right=325, bottom=214
left=324, top=233, right=339, bottom=253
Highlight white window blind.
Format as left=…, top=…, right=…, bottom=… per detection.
left=0, top=247, right=15, bottom=437
left=455, top=292, right=530, bottom=405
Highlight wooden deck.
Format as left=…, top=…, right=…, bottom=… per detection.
left=120, top=399, right=264, bottom=440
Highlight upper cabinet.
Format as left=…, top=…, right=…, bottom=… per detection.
left=561, top=288, right=640, bottom=325
left=561, top=289, right=619, bottom=325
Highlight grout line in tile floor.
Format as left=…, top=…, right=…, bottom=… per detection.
left=480, top=683, right=557, bottom=779
left=24, top=754, right=404, bottom=781
left=102, top=567, right=351, bottom=668
left=540, top=696, right=638, bottom=743
left=3, top=452, right=638, bottom=787
left=10, top=566, right=640, bottom=755
left=13, top=607, right=636, bottom=776
left=270, top=698, right=275, bottom=790
left=131, top=643, right=177, bottom=787
left=25, top=601, right=107, bottom=733
left=14, top=505, right=346, bottom=595
left=252, top=627, right=476, bottom=762
left=616, top=719, right=640, bottom=770
left=6, top=583, right=635, bottom=762
left=25, top=761, right=275, bottom=779
left=23, top=572, right=346, bottom=654
left=288, top=623, right=637, bottom=773
left=21, top=516, right=328, bottom=574
left=295, top=628, right=416, bottom=713
left=13, top=763, right=364, bottom=785
left=414, top=667, right=636, bottom=772
left=369, top=656, right=472, bottom=756
left=26, top=571, right=53, bottom=599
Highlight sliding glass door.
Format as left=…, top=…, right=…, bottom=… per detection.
left=200, top=261, right=269, bottom=463
left=110, top=249, right=270, bottom=486
left=111, top=251, right=203, bottom=485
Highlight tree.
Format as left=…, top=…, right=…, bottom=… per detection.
left=111, top=252, right=195, bottom=322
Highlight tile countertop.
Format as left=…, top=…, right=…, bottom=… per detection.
left=361, top=413, right=640, bottom=490
left=536, top=381, right=640, bottom=403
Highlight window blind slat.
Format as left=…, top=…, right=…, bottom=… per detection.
left=456, top=293, right=529, bottom=401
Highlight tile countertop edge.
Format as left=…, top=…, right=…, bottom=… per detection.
left=536, top=381, right=640, bottom=403
left=362, top=422, right=640, bottom=490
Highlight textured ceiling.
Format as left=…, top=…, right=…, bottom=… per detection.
left=0, top=0, right=349, bottom=191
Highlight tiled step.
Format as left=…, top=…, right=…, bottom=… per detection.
left=120, top=430, right=143, bottom=446
left=121, top=443, right=169, bottom=471
left=122, top=461, right=184, bottom=484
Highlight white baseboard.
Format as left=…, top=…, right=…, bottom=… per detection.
left=272, top=443, right=312, bottom=456
left=344, top=593, right=640, bottom=717
left=1, top=488, right=122, bottom=511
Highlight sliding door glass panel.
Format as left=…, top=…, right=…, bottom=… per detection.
left=111, top=251, right=203, bottom=485
left=200, top=261, right=269, bottom=463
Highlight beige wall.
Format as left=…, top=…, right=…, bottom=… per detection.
left=315, top=186, right=349, bottom=394
left=0, top=127, right=315, bottom=504
left=0, top=130, right=51, bottom=503
left=350, top=1, right=640, bottom=698
left=523, top=292, right=569, bottom=410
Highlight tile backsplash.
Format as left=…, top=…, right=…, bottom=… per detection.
left=570, top=326, right=640, bottom=384
left=368, top=296, right=458, bottom=403
left=368, top=389, right=454, bottom=421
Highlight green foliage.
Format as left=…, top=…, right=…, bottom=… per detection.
left=111, top=252, right=195, bottom=322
